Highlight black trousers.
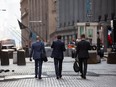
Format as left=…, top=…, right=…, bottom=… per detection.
left=78, top=58, right=88, bottom=77
left=54, top=58, right=63, bottom=77
left=35, top=59, right=43, bottom=78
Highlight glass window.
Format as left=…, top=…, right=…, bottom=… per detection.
left=80, top=26, right=84, bottom=35
left=88, top=29, right=93, bottom=37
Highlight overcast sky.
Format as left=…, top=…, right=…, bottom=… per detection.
left=0, top=0, right=21, bottom=47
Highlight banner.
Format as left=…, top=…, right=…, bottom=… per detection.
left=18, top=20, right=27, bottom=29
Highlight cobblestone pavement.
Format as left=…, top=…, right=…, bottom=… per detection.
left=0, top=57, right=116, bottom=87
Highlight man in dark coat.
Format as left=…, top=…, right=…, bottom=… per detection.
left=51, top=35, right=66, bottom=79
left=30, top=36, right=45, bottom=79
left=76, top=34, right=90, bottom=79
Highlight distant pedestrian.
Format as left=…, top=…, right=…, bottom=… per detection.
left=97, top=36, right=101, bottom=51
left=51, top=35, right=66, bottom=79
left=30, top=36, right=45, bottom=79
left=75, top=34, right=90, bottom=79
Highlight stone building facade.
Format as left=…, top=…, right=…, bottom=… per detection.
left=21, top=0, right=116, bottom=48
left=50, top=0, right=116, bottom=48
left=20, top=0, right=29, bottom=47
left=20, top=0, right=57, bottom=47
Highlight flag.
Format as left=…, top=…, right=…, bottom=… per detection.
left=108, top=27, right=112, bottom=45
left=18, top=20, right=27, bottom=29
left=29, top=31, right=37, bottom=42
left=32, top=32, right=37, bottom=41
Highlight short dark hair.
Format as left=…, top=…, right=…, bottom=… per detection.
left=57, top=35, right=62, bottom=39
left=81, top=34, right=85, bottom=38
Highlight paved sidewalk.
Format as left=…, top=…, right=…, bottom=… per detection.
left=0, top=57, right=116, bottom=87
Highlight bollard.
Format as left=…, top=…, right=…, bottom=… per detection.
left=1, top=50, right=9, bottom=65
left=88, top=50, right=98, bottom=64
left=17, top=50, right=26, bottom=65
left=107, top=52, right=116, bottom=64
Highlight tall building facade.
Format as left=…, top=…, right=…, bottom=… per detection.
left=50, top=0, right=116, bottom=49
left=20, top=0, right=57, bottom=47
left=28, top=0, right=48, bottom=43
left=20, top=0, right=29, bottom=47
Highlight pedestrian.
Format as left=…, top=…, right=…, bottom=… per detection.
left=51, top=35, right=66, bottom=79
left=30, top=36, right=45, bottom=79
left=75, top=34, right=90, bottom=79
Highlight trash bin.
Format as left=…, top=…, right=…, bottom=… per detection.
left=1, top=49, right=9, bottom=65
left=17, top=50, right=26, bottom=65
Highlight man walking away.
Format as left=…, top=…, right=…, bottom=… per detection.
left=76, top=34, right=90, bottom=79
left=30, top=36, right=45, bottom=79
left=51, top=35, right=66, bottom=79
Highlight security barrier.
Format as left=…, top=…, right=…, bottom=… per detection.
left=1, top=50, right=9, bottom=65
left=17, top=50, right=26, bottom=65
left=107, top=52, right=116, bottom=64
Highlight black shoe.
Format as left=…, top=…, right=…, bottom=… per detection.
left=59, top=75, right=62, bottom=78
left=80, top=75, right=83, bottom=78
left=35, top=75, right=37, bottom=78
left=38, top=77, right=42, bottom=79
left=56, top=76, right=59, bottom=79
left=4, top=69, right=10, bottom=72
left=83, top=76, right=86, bottom=79
left=0, top=69, right=4, bottom=73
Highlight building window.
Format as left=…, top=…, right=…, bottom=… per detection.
left=104, top=14, right=108, bottom=21
left=98, top=15, right=101, bottom=22
left=59, top=23, right=62, bottom=28
left=68, top=21, right=70, bottom=26
left=80, top=26, right=84, bottom=35
left=77, top=20, right=79, bottom=22
left=87, top=29, right=93, bottom=38
left=64, top=22, right=66, bottom=27
left=111, top=13, right=115, bottom=20
left=72, top=20, right=75, bottom=25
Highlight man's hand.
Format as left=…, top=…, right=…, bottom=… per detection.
left=30, top=58, right=32, bottom=61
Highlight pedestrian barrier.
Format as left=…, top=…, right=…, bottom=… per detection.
left=1, top=50, right=9, bottom=65
left=88, top=50, right=100, bottom=64
left=107, top=52, right=116, bottom=64
left=17, top=50, right=26, bottom=65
